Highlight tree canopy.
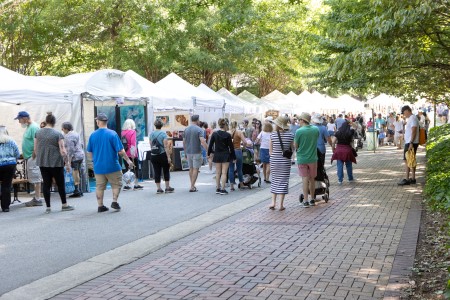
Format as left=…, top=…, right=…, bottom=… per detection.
left=0, top=0, right=448, bottom=102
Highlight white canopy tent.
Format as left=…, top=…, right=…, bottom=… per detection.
left=197, top=83, right=242, bottom=114
left=0, top=66, right=75, bottom=150
left=238, top=90, right=278, bottom=114
left=285, top=91, right=312, bottom=115
left=217, top=88, right=259, bottom=115
left=261, top=90, right=294, bottom=114
left=367, top=94, right=405, bottom=114
left=33, top=69, right=149, bottom=144
left=155, top=73, right=224, bottom=125
left=336, top=94, right=365, bottom=114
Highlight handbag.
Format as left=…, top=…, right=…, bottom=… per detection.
left=64, top=169, right=75, bottom=194
left=351, top=147, right=358, bottom=157
left=277, top=130, right=293, bottom=159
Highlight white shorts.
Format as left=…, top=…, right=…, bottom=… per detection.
left=26, top=157, right=43, bottom=184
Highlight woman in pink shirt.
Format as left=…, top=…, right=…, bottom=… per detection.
left=121, top=119, right=143, bottom=191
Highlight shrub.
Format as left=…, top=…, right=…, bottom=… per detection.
left=425, top=124, right=450, bottom=211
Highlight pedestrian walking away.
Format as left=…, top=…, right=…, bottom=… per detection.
left=15, top=111, right=43, bottom=207
left=398, top=105, right=419, bottom=186
left=121, top=119, right=143, bottom=191
left=256, top=121, right=273, bottom=183
left=295, top=112, right=320, bottom=207
left=228, top=121, right=246, bottom=191
left=150, top=119, right=174, bottom=194
left=34, top=113, right=75, bottom=213
left=87, top=113, right=134, bottom=213
left=312, top=113, right=333, bottom=166
left=183, top=115, right=208, bottom=192
left=0, top=125, right=20, bottom=212
left=62, top=121, right=85, bottom=198
left=269, top=116, right=294, bottom=211
left=331, top=120, right=357, bottom=185
left=208, top=118, right=235, bottom=195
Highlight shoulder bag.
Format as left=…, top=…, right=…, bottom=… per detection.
left=277, top=130, right=293, bottom=159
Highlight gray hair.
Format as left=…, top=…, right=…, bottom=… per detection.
left=122, top=119, right=136, bottom=130
left=0, top=125, right=13, bottom=143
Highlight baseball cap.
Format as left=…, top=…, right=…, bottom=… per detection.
left=95, top=113, right=108, bottom=121
left=14, top=111, right=30, bottom=120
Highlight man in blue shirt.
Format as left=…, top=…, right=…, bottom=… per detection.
left=312, top=114, right=334, bottom=166
left=335, top=114, right=346, bottom=130
left=375, top=113, right=386, bottom=133
left=87, top=113, right=134, bottom=213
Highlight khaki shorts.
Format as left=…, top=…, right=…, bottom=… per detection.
left=95, top=171, right=123, bottom=191
left=26, top=157, right=43, bottom=184
left=187, top=153, right=203, bottom=169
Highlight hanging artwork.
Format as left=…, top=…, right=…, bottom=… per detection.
left=175, top=114, right=189, bottom=127
left=120, top=105, right=146, bottom=141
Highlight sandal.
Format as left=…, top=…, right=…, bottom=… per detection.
left=269, top=206, right=275, bottom=210
left=189, top=187, right=198, bottom=192
left=279, top=207, right=286, bottom=211
left=230, top=187, right=235, bottom=191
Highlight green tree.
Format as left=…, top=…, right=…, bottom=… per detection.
left=311, top=0, right=450, bottom=104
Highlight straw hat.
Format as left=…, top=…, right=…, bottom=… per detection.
left=273, top=116, right=290, bottom=130
left=298, top=112, right=311, bottom=124
left=311, top=113, right=322, bottom=124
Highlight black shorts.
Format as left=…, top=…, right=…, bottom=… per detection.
left=71, top=159, right=83, bottom=170
left=387, top=129, right=394, bottom=135
left=403, top=143, right=418, bottom=161
left=213, top=152, right=231, bottom=163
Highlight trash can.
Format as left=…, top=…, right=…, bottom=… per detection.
left=366, top=130, right=378, bottom=151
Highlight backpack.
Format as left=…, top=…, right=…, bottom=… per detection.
left=121, top=134, right=128, bottom=152
left=151, top=132, right=163, bottom=155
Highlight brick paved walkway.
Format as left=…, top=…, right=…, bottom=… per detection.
left=53, top=146, right=424, bottom=300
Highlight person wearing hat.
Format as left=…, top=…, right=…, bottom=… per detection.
left=87, top=113, right=134, bottom=212
left=0, top=126, right=20, bottom=212
left=15, top=111, right=43, bottom=207
left=312, top=113, right=334, bottom=167
left=268, top=116, right=294, bottom=211
left=294, top=112, right=320, bottom=207
left=183, top=115, right=208, bottom=192
left=398, top=105, right=419, bottom=186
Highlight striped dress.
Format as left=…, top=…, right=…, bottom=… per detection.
left=270, top=130, right=294, bottom=194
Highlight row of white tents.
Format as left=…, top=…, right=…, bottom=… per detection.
left=0, top=66, right=412, bottom=149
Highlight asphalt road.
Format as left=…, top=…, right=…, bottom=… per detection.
left=0, top=164, right=279, bottom=295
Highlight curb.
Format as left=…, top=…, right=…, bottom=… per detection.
left=0, top=176, right=301, bottom=300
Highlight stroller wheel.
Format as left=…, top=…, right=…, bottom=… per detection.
left=324, top=193, right=329, bottom=203
left=299, top=194, right=304, bottom=203
left=248, top=184, right=252, bottom=189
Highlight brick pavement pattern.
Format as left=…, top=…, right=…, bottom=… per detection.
left=54, top=147, right=424, bottom=300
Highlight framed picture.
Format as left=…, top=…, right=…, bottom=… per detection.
left=179, top=150, right=189, bottom=170
left=175, top=114, right=189, bottom=127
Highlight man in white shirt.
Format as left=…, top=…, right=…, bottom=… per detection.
left=398, top=106, right=419, bottom=186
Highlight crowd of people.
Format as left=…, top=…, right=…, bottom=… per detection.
left=0, top=104, right=429, bottom=213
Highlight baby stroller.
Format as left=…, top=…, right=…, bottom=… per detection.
left=353, top=123, right=364, bottom=150
left=241, top=144, right=261, bottom=189
left=299, top=149, right=330, bottom=203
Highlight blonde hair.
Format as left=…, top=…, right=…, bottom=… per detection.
left=122, top=119, right=136, bottom=130
left=0, top=126, right=13, bottom=143
left=263, top=122, right=273, bottom=133
left=230, top=121, right=238, bottom=130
